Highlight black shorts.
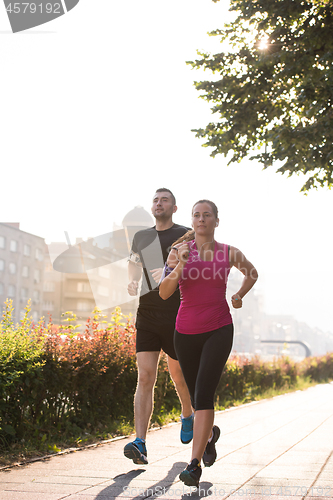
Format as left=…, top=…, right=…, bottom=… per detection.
left=136, top=309, right=178, bottom=360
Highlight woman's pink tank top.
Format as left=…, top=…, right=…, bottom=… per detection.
left=175, top=240, right=232, bottom=334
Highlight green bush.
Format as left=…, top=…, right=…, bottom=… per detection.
left=299, top=353, right=333, bottom=382
left=216, top=353, right=331, bottom=406
left=0, top=300, right=178, bottom=448
left=0, top=300, right=46, bottom=445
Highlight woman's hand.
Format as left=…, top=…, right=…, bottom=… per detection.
left=177, top=243, right=190, bottom=264
left=231, top=293, right=243, bottom=309
left=159, top=243, right=189, bottom=300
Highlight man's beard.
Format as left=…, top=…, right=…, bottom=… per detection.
left=154, top=210, right=171, bottom=220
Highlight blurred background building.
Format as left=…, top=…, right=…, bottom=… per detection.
left=0, top=223, right=45, bottom=323
left=227, top=270, right=333, bottom=359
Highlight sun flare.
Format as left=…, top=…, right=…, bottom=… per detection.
left=258, top=38, right=269, bottom=50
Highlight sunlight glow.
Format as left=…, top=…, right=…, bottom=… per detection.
left=258, top=38, right=269, bottom=50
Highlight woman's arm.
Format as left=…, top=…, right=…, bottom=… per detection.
left=229, top=246, right=258, bottom=309
left=159, top=243, right=189, bottom=300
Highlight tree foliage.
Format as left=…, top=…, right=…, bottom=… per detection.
left=189, top=0, right=333, bottom=191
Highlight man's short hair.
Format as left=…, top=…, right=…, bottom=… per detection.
left=155, top=188, right=176, bottom=206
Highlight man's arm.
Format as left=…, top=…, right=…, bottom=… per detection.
left=128, top=257, right=143, bottom=296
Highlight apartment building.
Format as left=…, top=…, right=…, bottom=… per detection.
left=0, top=223, right=45, bottom=323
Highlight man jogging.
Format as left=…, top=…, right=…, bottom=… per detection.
left=124, top=188, right=193, bottom=465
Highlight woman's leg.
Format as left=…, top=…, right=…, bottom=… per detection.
left=191, top=324, right=234, bottom=461
left=175, top=325, right=233, bottom=462
left=177, top=325, right=233, bottom=487
left=191, top=408, right=214, bottom=462
left=174, top=330, right=202, bottom=408
left=194, top=324, right=234, bottom=412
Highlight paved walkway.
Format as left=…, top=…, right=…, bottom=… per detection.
left=1, top=383, right=333, bottom=500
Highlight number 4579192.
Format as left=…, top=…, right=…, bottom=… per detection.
left=6, top=3, right=61, bottom=14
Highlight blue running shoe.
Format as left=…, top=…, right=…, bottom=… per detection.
left=180, top=414, right=194, bottom=444
left=124, top=437, right=148, bottom=465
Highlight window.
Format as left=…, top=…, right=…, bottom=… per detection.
left=10, top=240, right=18, bottom=252
left=21, top=288, right=28, bottom=300
left=9, top=262, right=16, bottom=274
left=77, top=301, right=91, bottom=311
left=33, top=290, right=40, bottom=303
left=43, top=301, right=54, bottom=311
left=22, top=266, right=29, bottom=278
left=32, top=311, right=38, bottom=322
left=0, top=236, right=5, bottom=249
left=77, top=282, right=91, bottom=293
left=8, top=285, right=16, bottom=297
left=0, top=259, right=4, bottom=272
left=43, top=281, right=55, bottom=292
left=34, top=269, right=40, bottom=283
left=35, top=248, right=43, bottom=261
left=23, top=244, right=31, bottom=256
left=0, top=283, right=3, bottom=295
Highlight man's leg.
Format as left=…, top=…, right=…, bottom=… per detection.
left=167, top=355, right=194, bottom=444
left=167, top=356, right=192, bottom=418
left=124, top=350, right=160, bottom=464
left=134, top=351, right=160, bottom=438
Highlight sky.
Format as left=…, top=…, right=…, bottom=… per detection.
left=0, top=0, right=332, bottom=333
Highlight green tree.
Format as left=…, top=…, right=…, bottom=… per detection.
left=189, top=0, right=333, bottom=191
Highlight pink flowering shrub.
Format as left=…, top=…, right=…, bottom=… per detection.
left=42, top=308, right=138, bottom=430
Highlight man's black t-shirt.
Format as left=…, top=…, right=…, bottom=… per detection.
left=131, top=224, right=189, bottom=312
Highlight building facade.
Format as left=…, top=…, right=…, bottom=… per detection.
left=0, top=223, right=45, bottom=323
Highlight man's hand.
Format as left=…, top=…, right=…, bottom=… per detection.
left=231, top=293, right=243, bottom=309
left=128, top=280, right=139, bottom=296
left=150, top=268, right=163, bottom=284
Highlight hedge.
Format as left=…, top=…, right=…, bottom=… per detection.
left=1, top=299, right=332, bottom=448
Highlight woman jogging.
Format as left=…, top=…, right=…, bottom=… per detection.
left=159, top=199, right=258, bottom=487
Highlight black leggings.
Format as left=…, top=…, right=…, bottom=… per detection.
left=174, top=324, right=234, bottom=411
